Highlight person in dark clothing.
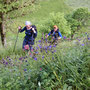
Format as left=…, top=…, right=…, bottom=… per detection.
left=18, top=21, right=37, bottom=51
left=45, top=25, right=62, bottom=45
left=46, top=25, right=62, bottom=40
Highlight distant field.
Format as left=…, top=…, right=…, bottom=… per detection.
left=1, top=0, right=89, bottom=47
left=15, top=0, right=72, bottom=24
left=66, top=0, right=90, bottom=10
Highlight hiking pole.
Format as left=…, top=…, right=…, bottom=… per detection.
left=13, top=30, right=19, bottom=52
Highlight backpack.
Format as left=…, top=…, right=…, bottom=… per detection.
left=51, top=29, right=59, bottom=38
left=31, top=25, right=37, bottom=38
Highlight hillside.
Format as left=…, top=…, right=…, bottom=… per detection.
left=0, top=0, right=90, bottom=89
left=66, top=0, right=90, bottom=10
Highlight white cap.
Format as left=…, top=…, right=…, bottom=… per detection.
left=25, top=21, right=32, bottom=25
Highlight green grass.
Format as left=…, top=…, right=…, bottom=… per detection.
left=0, top=0, right=90, bottom=89
left=3, top=0, right=72, bottom=48
left=66, top=0, right=90, bottom=10
left=0, top=0, right=89, bottom=56
left=0, top=35, right=89, bottom=89
left=15, top=0, right=72, bottom=23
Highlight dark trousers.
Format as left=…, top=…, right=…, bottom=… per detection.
left=22, top=39, right=34, bottom=51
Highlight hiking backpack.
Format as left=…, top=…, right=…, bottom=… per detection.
left=31, top=25, right=37, bottom=39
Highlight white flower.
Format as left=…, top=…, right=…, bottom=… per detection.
left=38, top=81, right=41, bottom=87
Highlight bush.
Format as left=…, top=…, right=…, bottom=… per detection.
left=65, top=8, right=90, bottom=39
left=38, top=12, right=71, bottom=36
left=72, top=8, right=90, bottom=26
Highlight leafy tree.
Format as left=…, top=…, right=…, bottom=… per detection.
left=66, top=14, right=81, bottom=39
left=0, top=0, right=37, bottom=46
left=66, top=8, right=90, bottom=39
left=72, top=8, right=90, bottom=26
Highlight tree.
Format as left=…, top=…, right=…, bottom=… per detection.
left=0, top=0, right=37, bottom=46
left=66, top=8, right=90, bottom=39
left=66, top=14, right=81, bottom=39
left=72, top=8, right=90, bottom=26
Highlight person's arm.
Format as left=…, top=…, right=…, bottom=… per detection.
left=58, top=31, right=62, bottom=39
left=45, top=32, right=51, bottom=38
left=32, top=28, right=37, bottom=38
left=48, top=32, right=51, bottom=36
left=32, top=28, right=36, bottom=33
left=19, top=27, right=26, bottom=33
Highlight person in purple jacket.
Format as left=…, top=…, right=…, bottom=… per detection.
left=18, top=21, right=37, bottom=51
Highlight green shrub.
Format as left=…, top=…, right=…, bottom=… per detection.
left=38, top=12, right=71, bottom=36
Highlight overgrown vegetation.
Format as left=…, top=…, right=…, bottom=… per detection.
left=0, top=0, right=90, bottom=89
left=0, top=34, right=90, bottom=89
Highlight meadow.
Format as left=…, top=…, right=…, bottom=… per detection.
left=0, top=0, right=90, bottom=89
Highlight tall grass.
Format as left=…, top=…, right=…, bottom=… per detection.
left=0, top=32, right=90, bottom=89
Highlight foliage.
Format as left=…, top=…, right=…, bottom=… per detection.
left=38, top=12, right=71, bottom=37
left=0, top=33, right=90, bottom=89
left=0, top=0, right=90, bottom=89
left=65, top=8, right=90, bottom=39
left=72, top=8, right=90, bottom=26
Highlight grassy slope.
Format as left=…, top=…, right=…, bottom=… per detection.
left=15, top=0, right=71, bottom=24
left=5, top=0, right=72, bottom=47
left=0, top=0, right=71, bottom=56
left=0, top=0, right=89, bottom=52
left=66, top=0, right=90, bottom=10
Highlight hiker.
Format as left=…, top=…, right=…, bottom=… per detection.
left=18, top=21, right=37, bottom=51
left=46, top=25, right=62, bottom=42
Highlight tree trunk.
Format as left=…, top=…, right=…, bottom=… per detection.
left=0, top=13, right=6, bottom=46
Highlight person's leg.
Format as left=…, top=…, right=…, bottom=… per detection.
left=28, top=40, right=34, bottom=52
left=22, top=39, right=27, bottom=50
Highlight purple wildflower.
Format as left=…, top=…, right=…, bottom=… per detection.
left=9, top=59, right=11, bottom=61
left=2, top=58, right=5, bottom=61
left=54, top=50, right=56, bottom=52
left=45, top=38, right=47, bottom=41
left=34, top=57, right=37, bottom=60
left=42, top=37, right=44, bottom=40
left=36, top=47, right=39, bottom=50
left=25, top=56, right=28, bottom=58
left=6, top=62, right=8, bottom=65
left=45, top=46, right=48, bottom=50
left=52, top=57, right=54, bottom=60
left=53, top=45, right=56, bottom=48
left=38, top=44, right=42, bottom=49
left=19, top=57, right=23, bottom=60
left=49, top=45, right=52, bottom=49
left=46, top=50, right=47, bottom=53
left=81, top=44, right=84, bottom=46
left=88, top=38, right=90, bottom=40
left=63, top=36, right=67, bottom=39
left=3, top=61, right=5, bottom=64
left=42, top=56, right=44, bottom=59
left=85, top=32, right=87, bottom=34
left=24, top=69, right=27, bottom=71
left=77, top=39, right=81, bottom=41
left=6, top=56, right=9, bottom=58
left=35, top=51, right=39, bottom=54
left=38, top=40, right=41, bottom=43
left=25, top=60, right=27, bottom=62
